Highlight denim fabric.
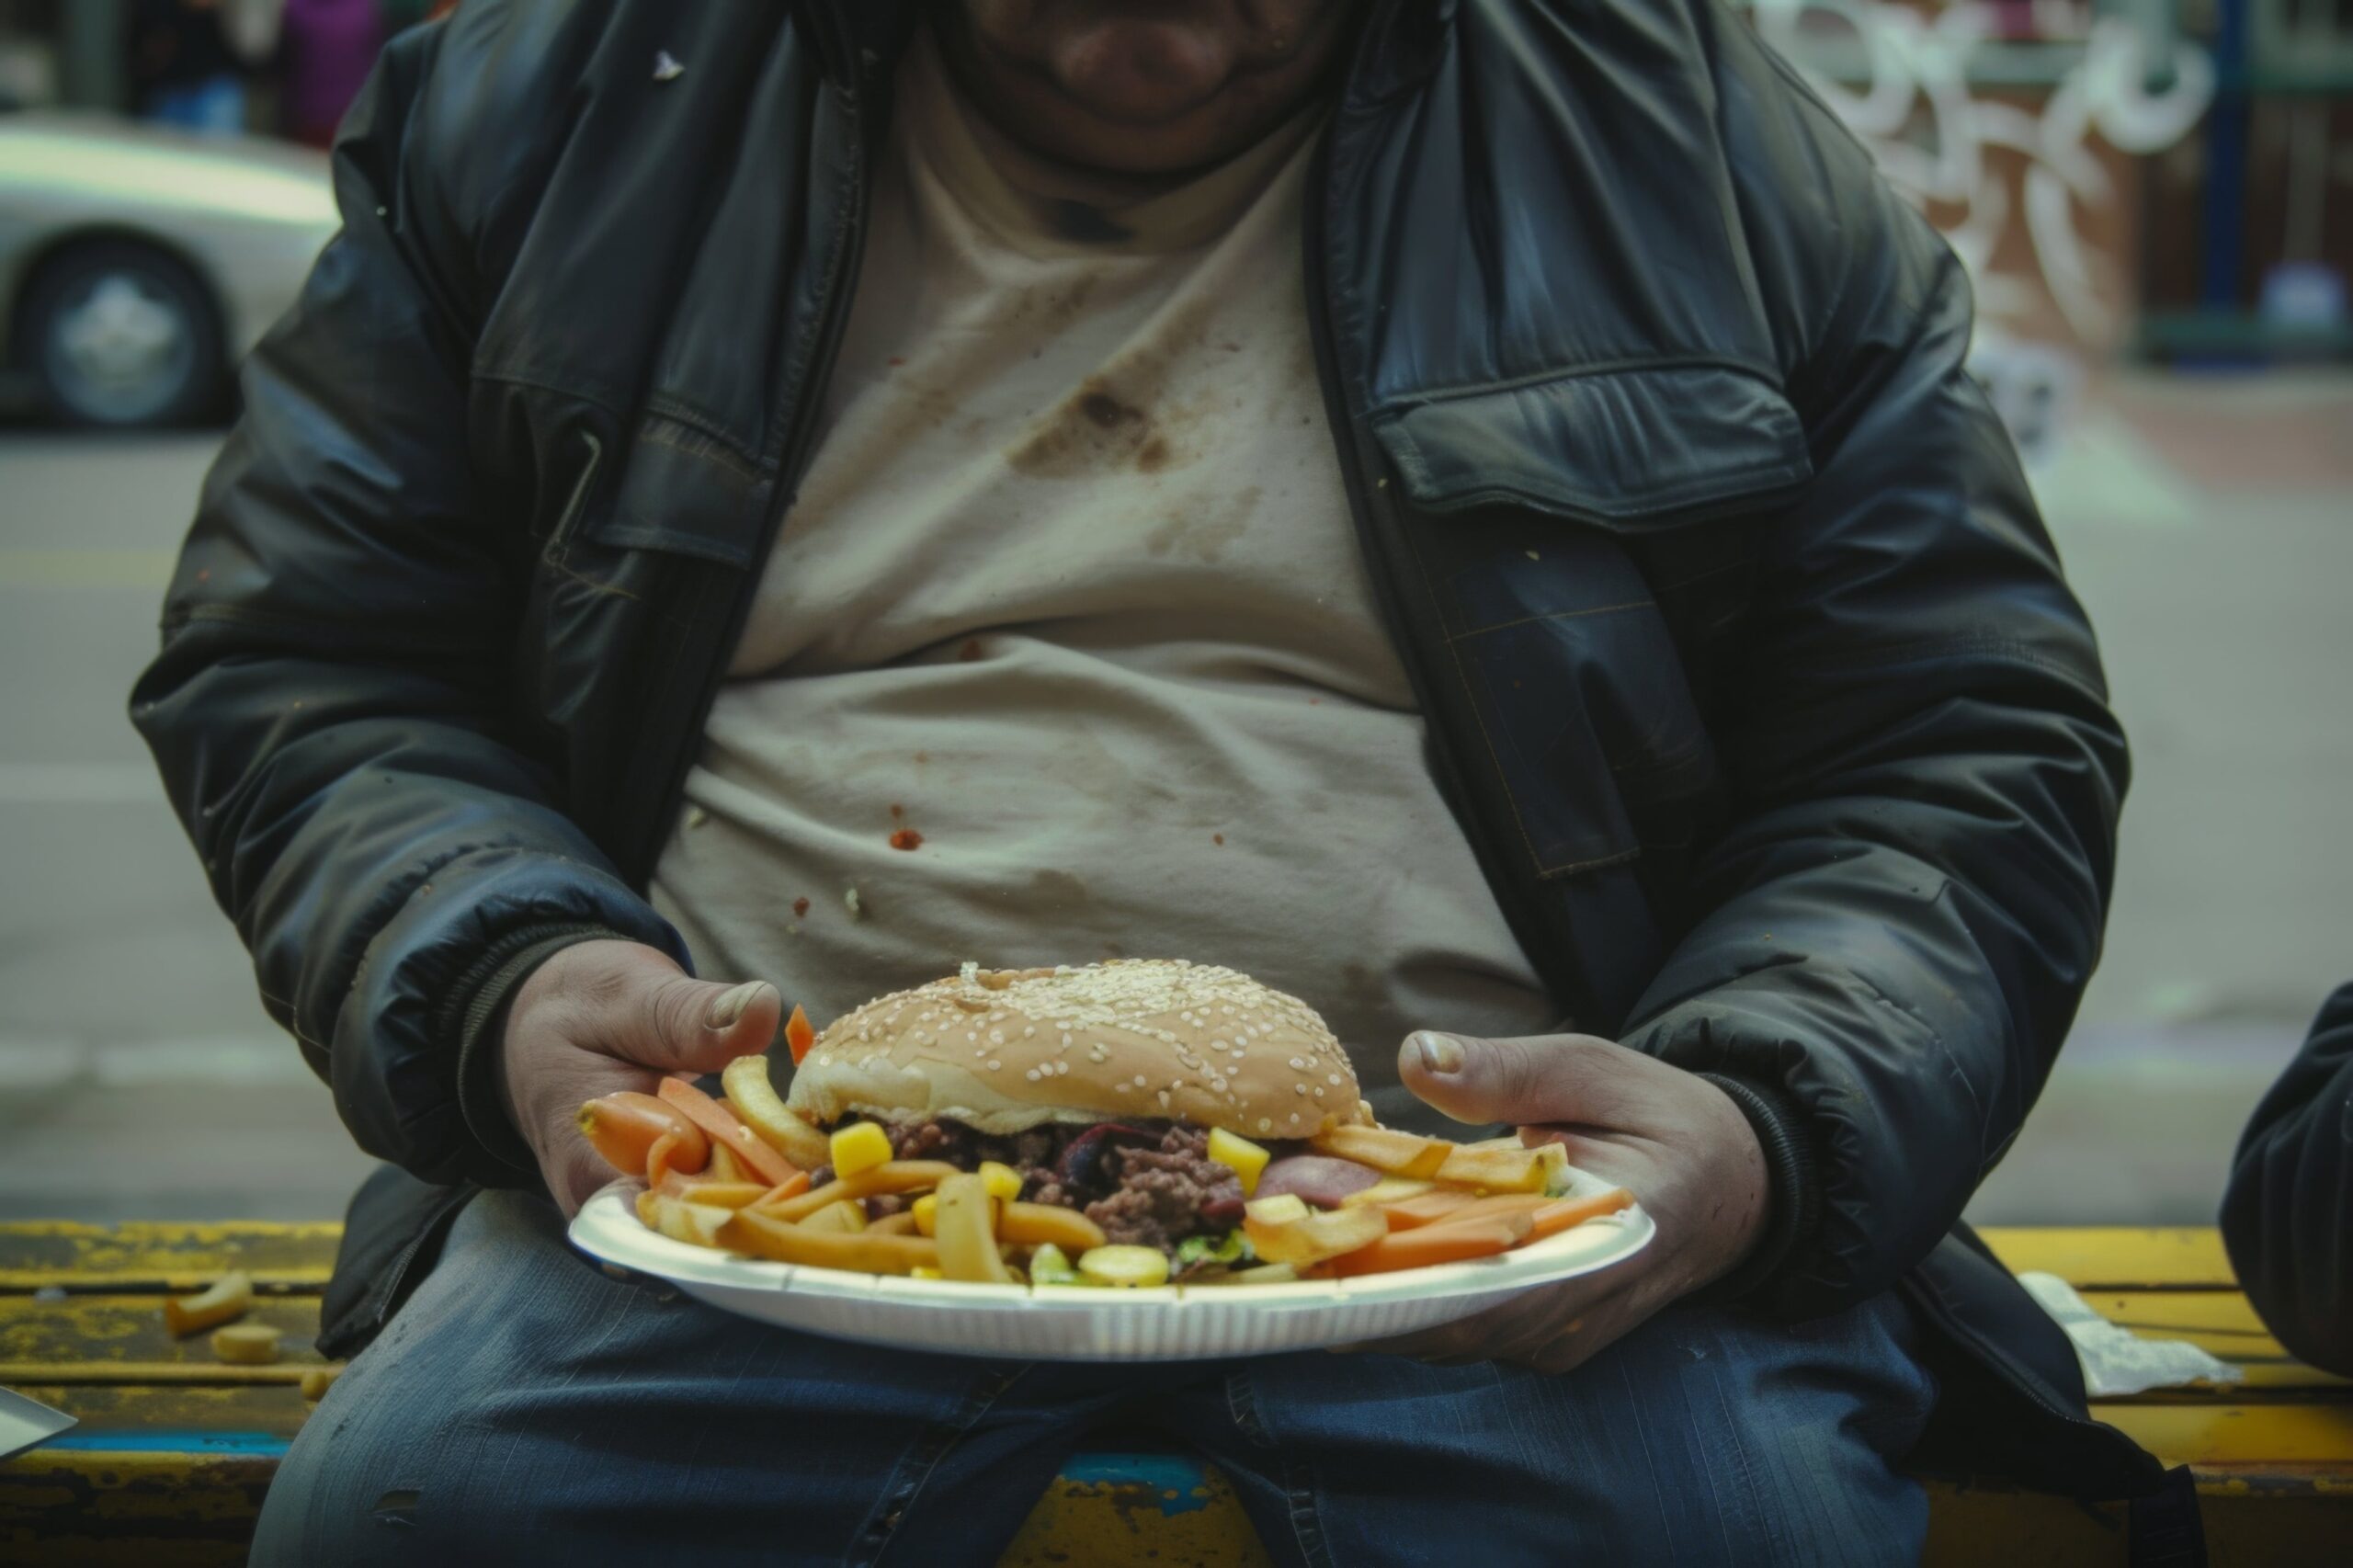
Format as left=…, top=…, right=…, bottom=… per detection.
left=253, top=1190, right=1936, bottom=1567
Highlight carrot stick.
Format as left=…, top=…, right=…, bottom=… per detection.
left=645, top=1131, right=687, bottom=1188
left=1324, top=1214, right=1534, bottom=1278
left=752, top=1169, right=812, bottom=1207
left=657, top=1076, right=800, bottom=1187
left=1375, top=1188, right=1479, bottom=1231
left=785, top=1003, right=817, bottom=1064
left=577, top=1091, right=709, bottom=1176
left=1526, top=1187, right=1636, bottom=1241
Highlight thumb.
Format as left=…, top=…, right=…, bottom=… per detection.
left=604, top=971, right=782, bottom=1076
left=1398, top=1030, right=1617, bottom=1128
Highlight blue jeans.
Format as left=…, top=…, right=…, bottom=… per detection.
left=253, top=1190, right=1936, bottom=1566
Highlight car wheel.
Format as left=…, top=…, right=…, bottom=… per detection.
left=21, top=240, right=226, bottom=427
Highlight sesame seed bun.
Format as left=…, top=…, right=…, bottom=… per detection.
left=784, top=960, right=1369, bottom=1140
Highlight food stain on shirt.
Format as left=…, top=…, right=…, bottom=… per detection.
left=889, top=828, right=925, bottom=851
left=792, top=897, right=811, bottom=917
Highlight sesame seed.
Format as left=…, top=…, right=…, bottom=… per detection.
left=1327, top=1074, right=1342, bottom=1085
left=1313, top=1086, right=1325, bottom=1097
left=1025, top=1068, right=1042, bottom=1082
left=989, top=1029, right=1005, bottom=1044
left=1287, top=1057, right=1304, bottom=1071
left=986, top=1060, right=1002, bottom=1071
left=1257, top=1118, right=1272, bottom=1132
left=1158, top=1090, right=1172, bottom=1108
left=1290, top=1112, right=1302, bottom=1124
left=1294, top=1084, right=1308, bottom=1096
left=1133, top=1075, right=1147, bottom=1087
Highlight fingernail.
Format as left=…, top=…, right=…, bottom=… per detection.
left=1415, top=1031, right=1463, bottom=1074
left=706, top=980, right=768, bottom=1030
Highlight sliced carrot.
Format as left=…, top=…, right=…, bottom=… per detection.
left=1526, top=1187, right=1636, bottom=1241
left=1324, top=1213, right=1533, bottom=1278
left=657, top=1076, right=799, bottom=1187
left=785, top=1003, right=817, bottom=1064
left=645, top=1131, right=687, bottom=1187
left=752, top=1169, right=812, bottom=1208
left=577, top=1091, right=709, bottom=1176
left=760, top=1160, right=961, bottom=1221
left=1375, top=1188, right=1479, bottom=1231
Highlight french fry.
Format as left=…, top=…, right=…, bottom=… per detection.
left=932, top=1173, right=1015, bottom=1284
left=654, top=1176, right=770, bottom=1210
left=300, top=1366, right=342, bottom=1402
left=869, top=1210, right=921, bottom=1236
left=1340, top=1176, right=1436, bottom=1210
left=1421, top=1193, right=1552, bottom=1228
left=642, top=1195, right=735, bottom=1248
left=761, top=1161, right=960, bottom=1222
left=1309, top=1125, right=1450, bottom=1180
left=1324, top=1214, right=1533, bottom=1278
left=721, top=1054, right=835, bottom=1170
left=706, top=1142, right=746, bottom=1184
left=578, top=1091, right=708, bottom=1176
left=657, top=1077, right=799, bottom=1187
left=751, top=1170, right=812, bottom=1207
left=210, top=1323, right=283, bottom=1366
left=1374, top=1188, right=1479, bottom=1231
left=1526, top=1187, right=1636, bottom=1241
left=801, top=1199, right=870, bottom=1234
left=163, top=1271, right=253, bottom=1338
left=997, top=1202, right=1108, bottom=1254
left=1243, top=1200, right=1389, bottom=1267
left=1433, top=1143, right=1548, bottom=1194
left=717, top=1208, right=939, bottom=1274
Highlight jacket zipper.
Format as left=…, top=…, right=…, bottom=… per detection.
left=541, top=428, right=604, bottom=563
left=620, top=52, right=873, bottom=886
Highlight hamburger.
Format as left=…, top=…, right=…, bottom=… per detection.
left=781, top=958, right=1375, bottom=1256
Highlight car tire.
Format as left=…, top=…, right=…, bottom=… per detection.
left=19, top=239, right=226, bottom=427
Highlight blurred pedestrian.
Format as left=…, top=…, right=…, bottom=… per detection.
left=127, top=0, right=248, bottom=133
left=2222, top=982, right=2353, bottom=1374
left=279, top=0, right=384, bottom=148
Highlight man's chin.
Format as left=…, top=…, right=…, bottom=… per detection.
left=1044, top=21, right=1240, bottom=129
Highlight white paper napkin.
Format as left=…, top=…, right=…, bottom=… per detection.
left=0, top=1386, right=77, bottom=1462
left=2018, top=1270, right=2245, bottom=1397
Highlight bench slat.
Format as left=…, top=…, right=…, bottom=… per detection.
left=1976, top=1227, right=2236, bottom=1290
left=0, top=1294, right=326, bottom=1386
left=0, top=1221, right=336, bottom=1293
left=2100, top=1402, right=2353, bottom=1469
left=6, top=1382, right=312, bottom=1440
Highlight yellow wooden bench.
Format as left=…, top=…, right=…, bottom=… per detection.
left=1, top=1223, right=2347, bottom=1565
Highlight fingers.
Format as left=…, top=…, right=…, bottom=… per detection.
left=1398, top=1028, right=1645, bottom=1128
left=607, top=971, right=782, bottom=1076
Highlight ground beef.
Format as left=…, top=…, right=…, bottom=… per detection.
left=1082, top=1126, right=1246, bottom=1252
left=835, top=1116, right=1245, bottom=1253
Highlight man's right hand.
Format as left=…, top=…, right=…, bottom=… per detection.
left=497, top=938, right=782, bottom=1214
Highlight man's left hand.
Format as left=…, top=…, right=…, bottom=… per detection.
left=1354, top=1030, right=1771, bottom=1373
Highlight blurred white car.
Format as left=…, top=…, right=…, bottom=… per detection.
left=0, top=111, right=337, bottom=426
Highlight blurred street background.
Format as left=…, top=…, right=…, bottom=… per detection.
left=1, top=0, right=2349, bottom=1226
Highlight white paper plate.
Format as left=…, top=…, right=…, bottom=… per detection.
left=568, top=1179, right=1653, bottom=1361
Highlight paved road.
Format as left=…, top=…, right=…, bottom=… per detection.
left=1, top=372, right=2347, bottom=1223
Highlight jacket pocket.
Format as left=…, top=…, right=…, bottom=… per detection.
left=581, top=410, right=775, bottom=569
left=540, top=428, right=605, bottom=567
left=1370, top=360, right=1813, bottom=527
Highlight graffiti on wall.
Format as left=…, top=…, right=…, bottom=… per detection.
left=1745, top=1, right=2213, bottom=456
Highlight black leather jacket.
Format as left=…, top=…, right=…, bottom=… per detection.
left=2224, top=982, right=2353, bottom=1375
left=134, top=0, right=2182, bottom=1509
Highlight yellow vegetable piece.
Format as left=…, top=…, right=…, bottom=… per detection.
left=1077, top=1245, right=1170, bottom=1288
left=1533, top=1142, right=1572, bottom=1196
left=933, top=1172, right=1015, bottom=1284
left=163, top=1271, right=254, bottom=1338
left=801, top=1199, right=870, bottom=1235
left=1206, top=1127, right=1270, bottom=1195
left=721, top=1054, right=834, bottom=1169
left=979, top=1160, right=1023, bottom=1202
left=210, top=1324, right=282, bottom=1366
left=912, top=1193, right=938, bottom=1236
left=830, top=1121, right=894, bottom=1179
left=911, top=1267, right=944, bottom=1280
left=1245, top=1193, right=1310, bottom=1225
left=300, top=1366, right=342, bottom=1401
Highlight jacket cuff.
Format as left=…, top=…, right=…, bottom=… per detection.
left=443, top=923, right=631, bottom=1183
left=1688, top=1072, right=1819, bottom=1308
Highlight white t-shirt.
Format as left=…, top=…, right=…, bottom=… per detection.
left=652, top=33, right=1554, bottom=1124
